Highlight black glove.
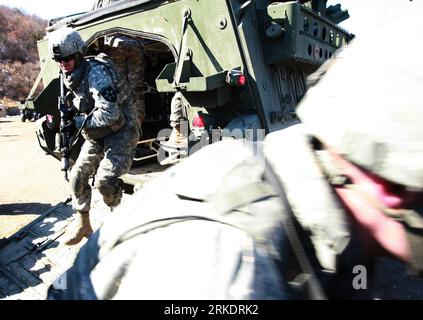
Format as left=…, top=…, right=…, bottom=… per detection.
left=61, top=119, right=76, bottom=133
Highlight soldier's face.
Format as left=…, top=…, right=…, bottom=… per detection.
left=56, top=55, right=76, bottom=74
left=328, top=148, right=422, bottom=263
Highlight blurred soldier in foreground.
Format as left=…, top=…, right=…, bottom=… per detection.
left=49, top=16, right=423, bottom=299
left=48, top=28, right=140, bottom=245
left=91, top=0, right=146, bottom=126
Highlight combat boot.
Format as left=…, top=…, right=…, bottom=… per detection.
left=64, top=211, right=93, bottom=246
left=166, top=125, right=188, bottom=148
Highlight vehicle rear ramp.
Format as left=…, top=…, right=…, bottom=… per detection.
left=0, top=200, right=81, bottom=299
left=0, top=162, right=168, bottom=300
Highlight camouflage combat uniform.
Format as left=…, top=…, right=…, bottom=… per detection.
left=66, top=54, right=140, bottom=212
left=91, top=0, right=146, bottom=122
left=161, top=91, right=189, bottom=148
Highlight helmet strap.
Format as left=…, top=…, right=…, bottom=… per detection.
left=74, top=53, right=83, bottom=68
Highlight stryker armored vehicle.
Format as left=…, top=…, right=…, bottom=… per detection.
left=4, top=1, right=423, bottom=301
left=0, top=0, right=352, bottom=300
left=26, top=0, right=352, bottom=183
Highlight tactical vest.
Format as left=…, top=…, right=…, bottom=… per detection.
left=72, top=53, right=138, bottom=141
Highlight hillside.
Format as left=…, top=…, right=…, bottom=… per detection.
left=0, top=5, right=47, bottom=104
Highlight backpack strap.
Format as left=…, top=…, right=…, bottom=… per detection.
left=86, top=53, right=120, bottom=89
left=263, top=158, right=327, bottom=300
left=113, top=181, right=277, bottom=246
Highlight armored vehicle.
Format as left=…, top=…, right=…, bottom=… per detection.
left=1, top=0, right=354, bottom=300
left=28, top=0, right=351, bottom=183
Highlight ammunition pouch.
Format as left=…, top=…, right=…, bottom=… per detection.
left=82, top=113, right=126, bottom=141
left=73, top=95, right=91, bottom=114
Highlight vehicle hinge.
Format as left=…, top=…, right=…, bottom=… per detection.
left=173, top=8, right=192, bottom=89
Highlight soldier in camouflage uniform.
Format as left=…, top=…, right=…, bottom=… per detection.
left=164, top=91, right=188, bottom=147
left=49, top=16, right=423, bottom=299
left=48, top=27, right=140, bottom=245
left=91, top=0, right=146, bottom=125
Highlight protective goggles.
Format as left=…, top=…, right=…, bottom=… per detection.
left=54, top=54, right=75, bottom=63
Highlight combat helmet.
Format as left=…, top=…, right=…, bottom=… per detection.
left=48, top=27, right=87, bottom=60
left=297, top=15, right=423, bottom=191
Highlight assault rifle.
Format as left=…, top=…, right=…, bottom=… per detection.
left=58, top=70, right=76, bottom=181
left=57, top=71, right=98, bottom=181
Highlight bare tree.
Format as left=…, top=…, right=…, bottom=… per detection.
left=0, top=5, right=46, bottom=101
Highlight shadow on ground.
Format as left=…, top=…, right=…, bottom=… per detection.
left=0, top=203, right=54, bottom=216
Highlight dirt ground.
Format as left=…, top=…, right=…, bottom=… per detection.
left=0, top=116, right=70, bottom=239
